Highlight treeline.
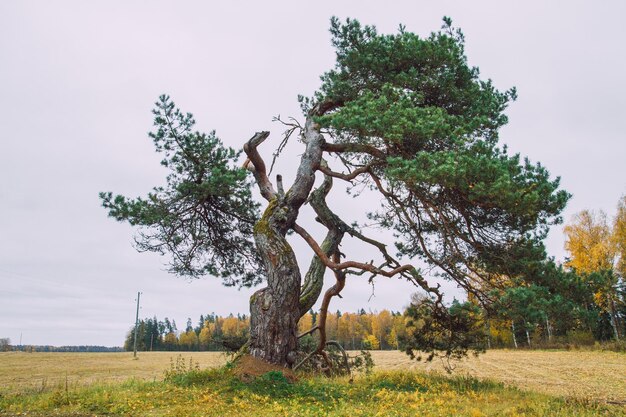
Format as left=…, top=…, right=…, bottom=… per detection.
left=126, top=294, right=624, bottom=353
left=124, top=310, right=410, bottom=352
left=124, top=314, right=251, bottom=352
left=476, top=262, right=625, bottom=350
left=476, top=196, right=626, bottom=349
left=5, top=345, right=123, bottom=352
left=305, top=287, right=624, bottom=351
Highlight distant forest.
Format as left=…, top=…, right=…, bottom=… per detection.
left=123, top=310, right=411, bottom=352
left=125, top=295, right=623, bottom=353
left=7, top=345, right=123, bottom=353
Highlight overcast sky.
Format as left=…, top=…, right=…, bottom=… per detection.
left=1, top=1, right=625, bottom=347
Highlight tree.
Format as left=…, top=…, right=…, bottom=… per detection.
left=496, top=286, right=547, bottom=347
left=564, top=206, right=624, bottom=339
left=614, top=197, right=626, bottom=333
left=163, top=332, right=178, bottom=351
left=0, top=338, right=11, bottom=352
left=613, top=196, right=626, bottom=279
left=101, top=17, right=569, bottom=367
left=298, top=312, right=314, bottom=336
left=198, top=322, right=213, bottom=351
left=124, top=320, right=147, bottom=351
left=371, top=310, right=393, bottom=350
left=388, top=314, right=407, bottom=349
left=362, top=334, right=380, bottom=350
left=401, top=294, right=486, bottom=364
left=141, top=317, right=162, bottom=351
left=221, top=315, right=240, bottom=337
left=179, top=329, right=198, bottom=350
left=564, top=210, right=614, bottom=274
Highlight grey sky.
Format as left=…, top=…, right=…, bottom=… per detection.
left=1, top=1, right=625, bottom=347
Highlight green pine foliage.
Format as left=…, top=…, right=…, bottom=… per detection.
left=312, top=18, right=568, bottom=281
left=401, top=295, right=486, bottom=367
left=100, top=95, right=263, bottom=286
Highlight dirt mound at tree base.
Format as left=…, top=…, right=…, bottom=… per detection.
left=233, top=355, right=297, bottom=383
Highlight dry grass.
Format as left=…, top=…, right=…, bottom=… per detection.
left=0, top=351, right=227, bottom=393
left=1, top=349, right=624, bottom=404
left=369, top=350, right=626, bottom=404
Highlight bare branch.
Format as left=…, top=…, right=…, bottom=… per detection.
left=270, top=115, right=302, bottom=175
left=243, top=131, right=277, bottom=201
left=368, top=170, right=472, bottom=305
left=293, top=351, right=317, bottom=371
left=311, top=162, right=401, bottom=268
left=273, top=114, right=302, bottom=130
left=322, top=142, right=386, bottom=159
left=276, top=174, right=285, bottom=197
left=313, top=251, right=347, bottom=376
left=299, top=162, right=344, bottom=316
left=317, top=163, right=373, bottom=182
left=292, top=222, right=413, bottom=277
left=297, top=326, right=319, bottom=339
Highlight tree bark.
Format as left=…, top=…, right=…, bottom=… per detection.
left=609, top=299, right=621, bottom=340
left=511, top=321, right=518, bottom=349
left=248, top=201, right=301, bottom=367
left=485, top=318, right=491, bottom=349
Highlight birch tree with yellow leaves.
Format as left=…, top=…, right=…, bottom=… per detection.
left=564, top=198, right=625, bottom=339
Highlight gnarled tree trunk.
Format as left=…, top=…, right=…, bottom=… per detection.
left=244, top=115, right=325, bottom=367
left=248, top=202, right=301, bottom=367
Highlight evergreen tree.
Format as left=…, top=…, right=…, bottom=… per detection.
left=103, top=17, right=568, bottom=366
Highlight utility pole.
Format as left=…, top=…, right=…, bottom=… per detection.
left=133, top=292, right=142, bottom=358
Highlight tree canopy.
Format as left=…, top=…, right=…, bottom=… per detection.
left=101, top=17, right=570, bottom=366
left=304, top=18, right=569, bottom=303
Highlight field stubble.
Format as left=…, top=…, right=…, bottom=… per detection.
left=0, top=351, right=227, bottom=393
left=369, top=350, right=626, bottom=404
left=0, top=349, right=624, bottom=404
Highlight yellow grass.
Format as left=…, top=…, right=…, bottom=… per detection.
left=369, top=350, right=626, bottom=404
left=0, top=351, right=228, bottom=393
left=1, top=350, right=624, bottom=403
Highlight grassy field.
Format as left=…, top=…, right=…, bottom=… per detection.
left=370, top=350, right=626, bottom=403
left=0, top=350, right=624, bottom=416
left=0, top=351, right=228, bottom=392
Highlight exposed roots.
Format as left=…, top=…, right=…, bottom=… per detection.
left=293, top=339, right=372, bottom=380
